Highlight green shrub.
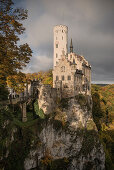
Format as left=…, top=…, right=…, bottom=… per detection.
left=34, top=100, right=45, bottom=119
left=75, top=94, right=91, bottom=110
left=0, top=85, right=9, bottom=101
left=79, top=130, right=99, bottom=156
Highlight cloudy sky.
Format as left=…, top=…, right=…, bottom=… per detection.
left=15, top=0, right=114, bottom=84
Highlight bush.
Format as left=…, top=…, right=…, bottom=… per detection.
left=34, top=100, right=45, bottom=119
left=0, top=86, right=9, bottom=101
left=75, top=94, right=91, bottom=110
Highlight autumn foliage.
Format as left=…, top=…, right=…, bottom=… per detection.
left=0, top=0, right=32, bottom=87
left=26, top=69, right=53, bottom=87
left=92, top=84, right=114, bottom=169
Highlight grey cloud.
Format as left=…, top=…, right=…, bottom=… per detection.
left=18, top=0, right=114, bottom=83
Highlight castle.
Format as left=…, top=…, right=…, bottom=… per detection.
left=53, top=25, right=91, bottom=98
left=6, top=25, right=92, bottom=119
left=8, top=25, right=91, bottom=100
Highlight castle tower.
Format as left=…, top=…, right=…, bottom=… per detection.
left=53, top=25, right=68, bottom=67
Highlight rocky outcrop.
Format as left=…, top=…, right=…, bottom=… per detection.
left=38, top=84, right=57, bottom=115
left=24, top=96, right=105, bottom=170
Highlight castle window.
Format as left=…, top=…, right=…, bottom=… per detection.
left=61, top=75, right=64, bottom=81
left=64, top=84, right=68, bottom=88
left=61, top=66, right=65, bottom=72
left=56, top=61, right=58, bottom=65
left=73, top=59, right=75, bottom=64
left=62, top=30, right=63, bottom=33
left=68, top=75, right=71, bottom=80
left=62, top=36, right=63, bottom=40
left=56, top=44, right=58, bottom=48
left=56, top=53, right=58, bottom=58
left=56, top=76, right=59, bottom=81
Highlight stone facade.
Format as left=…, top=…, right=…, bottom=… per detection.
left=53, top=25, right=91, bottom=98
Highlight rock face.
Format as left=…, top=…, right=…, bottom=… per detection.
left=24, top=96, right=105, bottom=170
left=38, top=84, right=57, bottom=115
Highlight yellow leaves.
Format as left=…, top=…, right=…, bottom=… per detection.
left=25, top=70, right=53, bottom=87
left=7, top=72, right=26, bottom=93
left=41, top=149, right=52, bottom=165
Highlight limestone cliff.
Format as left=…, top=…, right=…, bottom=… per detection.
left=24, top=96, right=105, bottom=170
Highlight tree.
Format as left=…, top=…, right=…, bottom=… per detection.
left=7, top=72, right=26, bottom=93
left=0, top=0, right=32, bottom=88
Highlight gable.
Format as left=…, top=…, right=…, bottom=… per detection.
left=53, top=57, right=72, bottom=73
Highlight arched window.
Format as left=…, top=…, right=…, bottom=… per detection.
left=64, top=84, right=68, bottom=88
left=56, top=44, right=58, bottom=48
left=62, top=36, right=63, bottom=40
left=88, top=85, right=90, bottom=90
left=61, top=66, right=65, bottom=72
left=61, top=75, right=64, bottom=81
left=68, top=75, right=71, bottom=80
left=56, top=53, right=58, bottom=58
left=56, top=76, right=59, bottom=81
